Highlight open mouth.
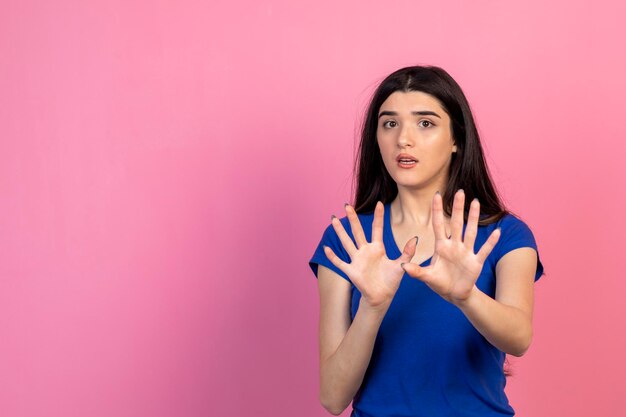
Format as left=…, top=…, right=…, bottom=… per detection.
left=396, top=154, right=418, bottom=167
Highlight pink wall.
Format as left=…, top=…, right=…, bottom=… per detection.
left=1, top=1, right=625, bottom=416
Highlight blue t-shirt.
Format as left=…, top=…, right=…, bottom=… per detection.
left=309, top=202, right=544, bottom=417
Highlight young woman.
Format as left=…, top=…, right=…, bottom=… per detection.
left=308, top=65, right=544, bottom=417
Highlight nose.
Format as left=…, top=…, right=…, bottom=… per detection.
left=397, top=124, right=415, bottom=148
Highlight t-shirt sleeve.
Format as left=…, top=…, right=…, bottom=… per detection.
left=309, top=222, right=353, bottom=285
left=493, top=215, right=545, bottom=282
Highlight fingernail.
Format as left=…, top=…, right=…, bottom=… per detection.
left=331, top=214, right=337, bottom=221
left=400, top=262, right=406, bottom=270
left=344, top=202, right=350, bottom=208
left=435, top=191, right=440, bottom=196
left=473, top=198, right=478, bottom=203
left=414, top=236, right=419, bottom=243
left=458, top=188, right=464, bottom=194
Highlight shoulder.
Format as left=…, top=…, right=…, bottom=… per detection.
left=309, top=208, right=376, bottom=284
left=475, top=213, right=539, bottom=262
left=495, top=213, right=532, bottom=228
left=317, top=208, right=376, bottom=246
left=329, top=209, right=376, bottom=234
left=489, top=213, right=545, bottom=281
left=320, top=208, right=374, bottom=256
left=493, top=213, right=538, bottom=249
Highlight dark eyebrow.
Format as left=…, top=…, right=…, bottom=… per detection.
left=378, top=110, right=441, bottom=119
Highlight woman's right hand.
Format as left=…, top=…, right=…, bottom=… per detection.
left=324, top=201, right=418, bottom=310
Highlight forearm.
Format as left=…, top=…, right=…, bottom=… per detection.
left=320, top=298, right=388, bottom=415
left=453, top=286, right=532, bottom=357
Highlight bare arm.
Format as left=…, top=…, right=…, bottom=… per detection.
left=316, top=202, right=416, bottom=415
left=402, top=190, right=538, bottom=356
left=317, top=265, right=390, bottom=415
left=452, top=247, right=537, bottom=356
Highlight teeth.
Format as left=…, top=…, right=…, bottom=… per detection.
left=399, top=160, right=415, bottom=163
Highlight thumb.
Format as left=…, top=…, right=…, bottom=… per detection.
left=397, top=236, right=418, bottom=263
left=400, top=262, right=425, bottom=280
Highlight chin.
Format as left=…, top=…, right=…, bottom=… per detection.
left=393, top=179, right=424, bottom=189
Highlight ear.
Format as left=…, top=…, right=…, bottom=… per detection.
left=452, top=144, right=457, bottom=153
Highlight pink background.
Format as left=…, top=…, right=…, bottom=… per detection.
left=1, top=1, right=625, bottom=416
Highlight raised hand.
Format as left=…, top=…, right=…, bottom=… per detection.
left=401, top=190, right=501, bottom=304
left=324, top=201, right=418, bottom=309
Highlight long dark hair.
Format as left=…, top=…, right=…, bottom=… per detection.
left=353, top=65, right=507, bottom=225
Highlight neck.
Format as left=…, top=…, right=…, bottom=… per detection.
left=390, top=182, right=448, bottom=227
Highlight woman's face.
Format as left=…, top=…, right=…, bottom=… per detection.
left=376, top=90, right=457, bottom=191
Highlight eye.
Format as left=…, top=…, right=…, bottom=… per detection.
left=382, top=120, right=397, bottom=128
left=419, top=120, right=433, bottom=128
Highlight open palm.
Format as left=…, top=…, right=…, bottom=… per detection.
left=324, top=201, right=417, bottom=309
left=401, top=190, right=501, bottom=304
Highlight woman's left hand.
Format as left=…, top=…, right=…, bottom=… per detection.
left=401, top=189, right=501, bottom=304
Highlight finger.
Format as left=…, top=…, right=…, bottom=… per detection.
left=401, top=262, right=429, bottom=282
left=476, top=227, right=502, bottom=264
left=331, top=215, right=358, bottom=257
left=450, top=189, right=465, bottom=241
left=345, top=203, right=368, bottom=248
left=323, top=245, right=351, bottom=275
left=432, top=192, right=447, bottom=241
left=371, top=201, right=384, bottom=243
left=463, top=198, right=480, bottom=251
left=397, top=235, right=418, bottom=263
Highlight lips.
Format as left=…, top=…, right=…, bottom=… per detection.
left=396, top=153, right=418, bottom=162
